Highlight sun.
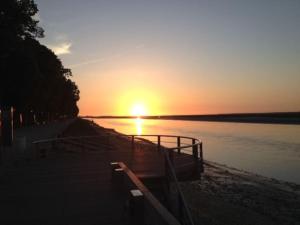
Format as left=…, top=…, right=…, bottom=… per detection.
left=131, top=103, right=147, bottom=117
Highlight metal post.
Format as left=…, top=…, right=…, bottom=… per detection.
left=177, top=136, right=181, bottom=153
left=157, top=135, right=161, bottom=151
left=192, top=139, right=197, bottom=159
left=200, top=142, right=204, bottom=172
left=200, top=142, right=203, bottom=160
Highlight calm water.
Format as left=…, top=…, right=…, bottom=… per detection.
left=94, top=119, right=300, bottom=184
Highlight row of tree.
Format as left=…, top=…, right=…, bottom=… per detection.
left=0, top=0, right=79, bottom=125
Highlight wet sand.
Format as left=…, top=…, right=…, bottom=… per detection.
left=181, top=161, right=300, bottom=225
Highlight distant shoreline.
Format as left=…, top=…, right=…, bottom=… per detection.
left=82, top=112, right=300, bottom=125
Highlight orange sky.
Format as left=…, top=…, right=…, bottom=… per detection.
left=37, top=1, right=300, bottom=116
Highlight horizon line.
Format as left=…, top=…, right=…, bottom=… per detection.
left=80, top=111, right=300, bottom=118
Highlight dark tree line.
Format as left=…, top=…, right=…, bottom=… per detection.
left=0, top=0, right=79, bottom=125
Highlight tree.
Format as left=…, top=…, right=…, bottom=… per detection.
left=0, top=0, right=80, bottom=124
left=0, top=0, right=44, bottom=108
left=0, top=0, right=44, bottom=39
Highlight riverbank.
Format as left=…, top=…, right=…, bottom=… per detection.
left=182, top=161, right=300, bottom=225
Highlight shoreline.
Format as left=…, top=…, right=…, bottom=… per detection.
left=181, top=161, right=300, bottom=225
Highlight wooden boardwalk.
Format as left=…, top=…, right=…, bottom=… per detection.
left=0, top=120, right=202, bottom=224
left=0, top=151, right=124, bottom=225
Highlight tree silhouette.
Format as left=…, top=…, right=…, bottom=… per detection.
left=0, top=0, right=79, bottom=125
left=0, top=0, right=44, bottom=56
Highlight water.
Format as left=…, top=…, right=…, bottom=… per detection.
left=94, top=118, right=300, bottom=184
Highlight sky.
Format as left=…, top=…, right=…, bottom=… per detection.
left=35, top=0, right=300, bottom=116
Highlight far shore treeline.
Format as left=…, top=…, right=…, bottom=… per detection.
left=84, top=112, right=300, bottom=125
left=0, top=0, right=79, bottom=126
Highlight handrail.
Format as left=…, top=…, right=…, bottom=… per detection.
left=32, top=134, right=203, bottom=157
left=116, top=162, right=182, bottom=225
left=32, top=133, right=204, bottom=176
left=163, top=147, right=195, bottom=225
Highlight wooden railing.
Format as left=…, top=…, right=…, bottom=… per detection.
left=163, top=146, right=195, bottom=225
left=33, top=134, right=203, bottom=170
left=111, top=161, right=182, bottom=225
left=130, top=134, right=203, bottom=174
left=32, top=134, right=203, bottom=225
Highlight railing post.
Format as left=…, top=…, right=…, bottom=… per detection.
left=157, top=135, right=161, bottom=151
left=111, top=167, right=124, bottom=192
left=110, top=162, right=120, bottom=176
left=177, top=137, right=181, bottom=153
left=200, top=142, right=204, bottom=172
left=199, top=142, right=203, bottom=160
left=192, top=139, right=198, bottom=159
left=129, top=189, right=144, bottom=225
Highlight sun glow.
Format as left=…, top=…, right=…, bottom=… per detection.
left=131, top=103, right=147, bottom=117
left=116, top=88, right=162, bottom=116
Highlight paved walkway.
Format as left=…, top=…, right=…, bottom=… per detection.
left=14, top=119, right=75, bottom=146
left=0, top=119, right=75, bottom=166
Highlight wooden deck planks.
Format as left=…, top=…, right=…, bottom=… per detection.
left=0, top=134, right=200, bottom=225
left=0, top=151, right=124, bottom=225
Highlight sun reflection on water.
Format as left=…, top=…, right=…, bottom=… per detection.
left=135, top=117, right=143, bottom=135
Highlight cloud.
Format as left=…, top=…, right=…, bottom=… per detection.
left=50, top=42, right=72, bottom=55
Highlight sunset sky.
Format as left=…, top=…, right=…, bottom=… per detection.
left=35, top=0, right=300, bottom=116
